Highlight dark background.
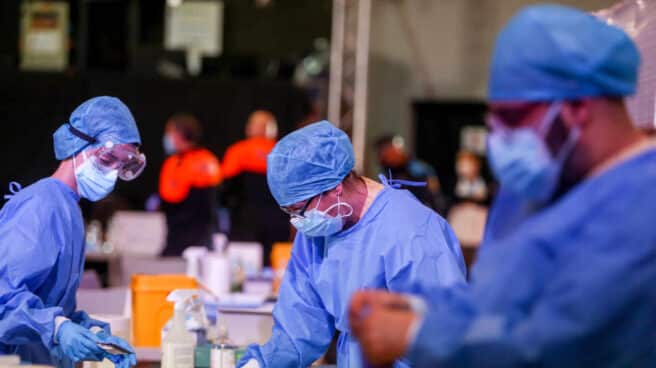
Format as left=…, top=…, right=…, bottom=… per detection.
left=413, top=101, right=488, bottom=199
left=0, top=1, right=332, bottom=72
left=0, top=0, right=330, bottom=208
left=0, top=74, right=309, bottom=209
left=0, top=0, right=490, bottom=208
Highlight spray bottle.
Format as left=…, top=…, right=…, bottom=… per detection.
left=161, top=289, right=198, bottom=368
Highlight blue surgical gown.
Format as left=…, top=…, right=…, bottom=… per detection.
left=0, top=178, right=85, bottom=366
left=408, top=149, right=656, bottom=367
left=240, top=185, right=467, bottom=367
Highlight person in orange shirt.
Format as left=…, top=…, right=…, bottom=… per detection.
left=221, top=110, right=278, bottom=179
left=159, top=113, right=221, bottom=256
left=220, top=110, right=289, bottom=265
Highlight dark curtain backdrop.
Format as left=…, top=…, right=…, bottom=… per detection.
left=0, top=73, right=309, bottom=209
left=413, top=101, right=489, bottom=199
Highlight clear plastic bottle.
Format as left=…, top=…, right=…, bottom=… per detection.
left=210, top=319, right=237, bottom=368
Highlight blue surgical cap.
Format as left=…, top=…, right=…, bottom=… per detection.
left=267, top=121, right=355, bottom=206
left=53, top=96, right=141, bottom=160
left=489, top=4, right=640, bottom=102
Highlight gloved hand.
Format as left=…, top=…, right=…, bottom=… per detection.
left=96, top=331, right=137, bottom=368
left=49, top=344, right=74, bottom=368
left=70, top=310, right=111, bottom=334
left=56, top=321, right=105, bottom=362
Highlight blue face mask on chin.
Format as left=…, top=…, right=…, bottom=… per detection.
left=290, top=194, right=354, bottom=237
left=73, top=151, right=118, bottom=201
left=487, top=102, right=580, bottom=203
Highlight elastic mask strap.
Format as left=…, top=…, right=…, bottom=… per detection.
left=537, top=101, right=563, bottom=137
left=555, top=126, right=581, bottom=164
left=320, top=194, right=354, bottom=218
left=3, top=181, right=22, bottom=200
left=72, top=150, right=90, bottom=172
left=313, top=194, right=323, bottom=211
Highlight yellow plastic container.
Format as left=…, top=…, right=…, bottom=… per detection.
left=131, top=274, right=197, bottom=347
left=271, top=242, right=293, bottom=294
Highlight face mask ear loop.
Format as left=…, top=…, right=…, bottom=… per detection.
left=321, top=193, right=354, bottom=218
left=314, top=194, right=323, bottom=211
left=73, top=150, right=89, bottom=172
left=555, top=125, right=581, bottom=164
left=339, top=194, right=354, bottom=218
left=537, top=101, right=563, bottom=138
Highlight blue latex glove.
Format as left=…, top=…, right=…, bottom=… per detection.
left=56, top=321, right=105, bottom=362
left=96, top=331, right=137, bottom=368
left=70, top=311, right=111, bottom=334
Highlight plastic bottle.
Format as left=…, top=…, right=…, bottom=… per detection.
left=210, top=319, right=237, bottom=368
left=161, top=290, right=198, bottom=368
left=85, top=220, right=102, bottom=252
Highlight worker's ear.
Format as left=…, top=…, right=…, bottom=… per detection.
left=561, top=99, right=591, bottom=130
left=333, top=183, right=344, bottom=197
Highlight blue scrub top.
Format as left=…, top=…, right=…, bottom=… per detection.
left=408, top=148, right=656, bottom=367
left=241, top=185, right=467, bottom=367
left=0, top=178, right=85, bottom=365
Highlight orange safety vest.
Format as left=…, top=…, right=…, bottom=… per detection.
left=221, top=137, right=276, bottom=179
left=159, top=148, right=222, bottom=203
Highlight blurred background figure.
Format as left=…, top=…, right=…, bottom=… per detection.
left=220, top=110, right=289, bottom=266
left=448, top=150, right=490, bottom=263
left=454, top=150, right=488, bottom=203
left=221, top=110, right=278, bottom=179
left=375, top=134, right=447, bottom=214
left=159, top=113, right=221, bottom=256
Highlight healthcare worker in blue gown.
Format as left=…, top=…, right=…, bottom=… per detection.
left=349, top=4, right=656, bottom=368
left=0, top=97, right=145, bottom=368
left=238, top=121, right=467, bottom=367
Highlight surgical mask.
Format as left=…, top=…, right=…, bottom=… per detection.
left=487, top=102, right=580, bottom=203
left=290, top=194, right=354, bottom=237
left=73, top=151, right=118, bottom=201
left=163, top=134, right=176, bottom=155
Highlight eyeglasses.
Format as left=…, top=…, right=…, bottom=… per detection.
left=280, top=195, right=316, bottom=218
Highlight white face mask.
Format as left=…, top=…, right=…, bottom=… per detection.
left=73, top=151, right=118, bottom=201
left=487, top=102, right=580, bottom=203
left=290, top=194, right=354, bottom=237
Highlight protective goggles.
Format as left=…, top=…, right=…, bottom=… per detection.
left=93, top=141, right=146, bottom=181
left=68, top=123, right=146, bottom=181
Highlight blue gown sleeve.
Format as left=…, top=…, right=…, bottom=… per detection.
left=385, top=214, right=466, bottom=298
left=0, top=200, right=65, bottom=351
left=238, top=236, right=335, bottom=367
left=407, top=198, right=656, bottom=368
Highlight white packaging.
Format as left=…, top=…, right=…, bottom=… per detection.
left=162, top=342, right=195, bottom=368
left=204, top=254, right=230, bottom=296
left=210, top=347, right=235, bottom=368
